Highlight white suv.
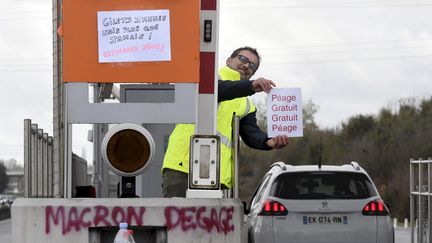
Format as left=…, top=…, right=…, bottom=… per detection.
left=246, top=162, right=394, bottom=243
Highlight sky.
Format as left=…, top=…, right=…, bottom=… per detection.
left=1, top=0, right=432, bottom=164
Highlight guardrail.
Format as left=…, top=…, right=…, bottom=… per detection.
left=410, top=158, right=432, bottom=243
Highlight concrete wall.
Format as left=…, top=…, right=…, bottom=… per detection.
left=12, top=198, right=244, bottom=243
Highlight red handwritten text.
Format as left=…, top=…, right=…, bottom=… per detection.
left=103, top=46, right=139, bottom=58
left=141, top=43, right=165, bottom=52
left=164, top=206, right=235, bottom=234
left=45, top=206, right=146, bottom=235
left=45, top=205, right=235, bottom=236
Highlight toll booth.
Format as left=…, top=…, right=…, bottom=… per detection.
left=120, top=84, right=175, bottom=198
left=99, top=84, right=176, bottom=198
left=12, top=0, right=246, bottom=242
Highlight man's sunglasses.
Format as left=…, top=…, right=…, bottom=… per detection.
left=237, top=55, right=258, bottom=72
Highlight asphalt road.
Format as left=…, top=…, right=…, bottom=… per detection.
left=0, top=219, right=11, bottom=243
left=0, top=219, right=412, bottom=242
left=395, top=227, right=411, bottom=243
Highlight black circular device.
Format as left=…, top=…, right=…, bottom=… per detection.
left=102, top=124, right=155, bottom=176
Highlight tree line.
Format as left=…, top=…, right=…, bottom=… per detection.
left=239, top=97, right=432, bottom=219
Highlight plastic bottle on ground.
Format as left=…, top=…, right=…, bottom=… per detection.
left=113, top=222, right=135, bottom=243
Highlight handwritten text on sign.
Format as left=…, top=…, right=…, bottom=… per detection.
left=97, top=10, right=171, bottom=63
left=267, top=88, right=303, bottom=137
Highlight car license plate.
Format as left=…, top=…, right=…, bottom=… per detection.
left=303, top=215, right=348, bottom=225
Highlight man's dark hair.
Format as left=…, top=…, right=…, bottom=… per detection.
left=230, top=46, right=261, bottom=68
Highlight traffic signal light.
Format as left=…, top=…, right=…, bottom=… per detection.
left=101, top=124, right=155, bottom=176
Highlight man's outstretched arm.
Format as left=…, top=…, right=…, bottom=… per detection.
left=218, top=78, right=276, bottom=102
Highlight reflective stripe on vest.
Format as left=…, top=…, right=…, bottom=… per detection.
left=217, top=131, right=231, bottom=148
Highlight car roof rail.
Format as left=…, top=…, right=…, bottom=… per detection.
left=270, top=161, right=287, bottom=171
left=350, top=161, right=361, bottom=170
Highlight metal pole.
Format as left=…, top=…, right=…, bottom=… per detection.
left=429, top=158, right=432, bottom=242
left=31, top=124, right=38, bottom=198
left=186, top=0, right=220, bottom=198
left=37, top=129, right=44, bottom=197
left=93, top=85, right=103, bottom=197
left=65, top=124, right=73, bottom=198
left=410, top=159, right=414, bottom=243
left=92, top=84, right=110, bottom=198
left=23, top=119, right=31, bottom=198
left=43, top=133, right=49, bottom=197
left=48, top=136, right=53, bottom=197
left=232, top=116, right=240, bottom=198
left=64, top=82, right=73, bottom=198
left=419, top=159, right=423, bottom=243
left=428, top=160, right=431, bottom=243
left=53, top=0, right=64, bottom=198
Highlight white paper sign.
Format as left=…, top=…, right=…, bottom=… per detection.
left=97, top=10, right=171, bottom=63
left=267, top=88, right=303, bottom=137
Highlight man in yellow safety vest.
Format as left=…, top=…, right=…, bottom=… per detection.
left=161, top=46, right=289, bottom=197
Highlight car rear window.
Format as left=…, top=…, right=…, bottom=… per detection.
left=270, top=171, right=377, bottom=199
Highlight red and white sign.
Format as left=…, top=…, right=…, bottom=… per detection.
left=267, top=88, right=303, bottom=137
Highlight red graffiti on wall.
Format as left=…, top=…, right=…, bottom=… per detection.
left=164, top=206, right=235, bottom=234
left=45, top=206, right=146, bottom=234
left=44, top=205, right=235, bottom=235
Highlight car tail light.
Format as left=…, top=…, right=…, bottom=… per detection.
left=259, top=200, right=288, bottom=216
left=362, top=199, right=389, bottom=216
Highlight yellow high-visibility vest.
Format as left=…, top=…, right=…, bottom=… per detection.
left=162, top=66, right=256, bottom=187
